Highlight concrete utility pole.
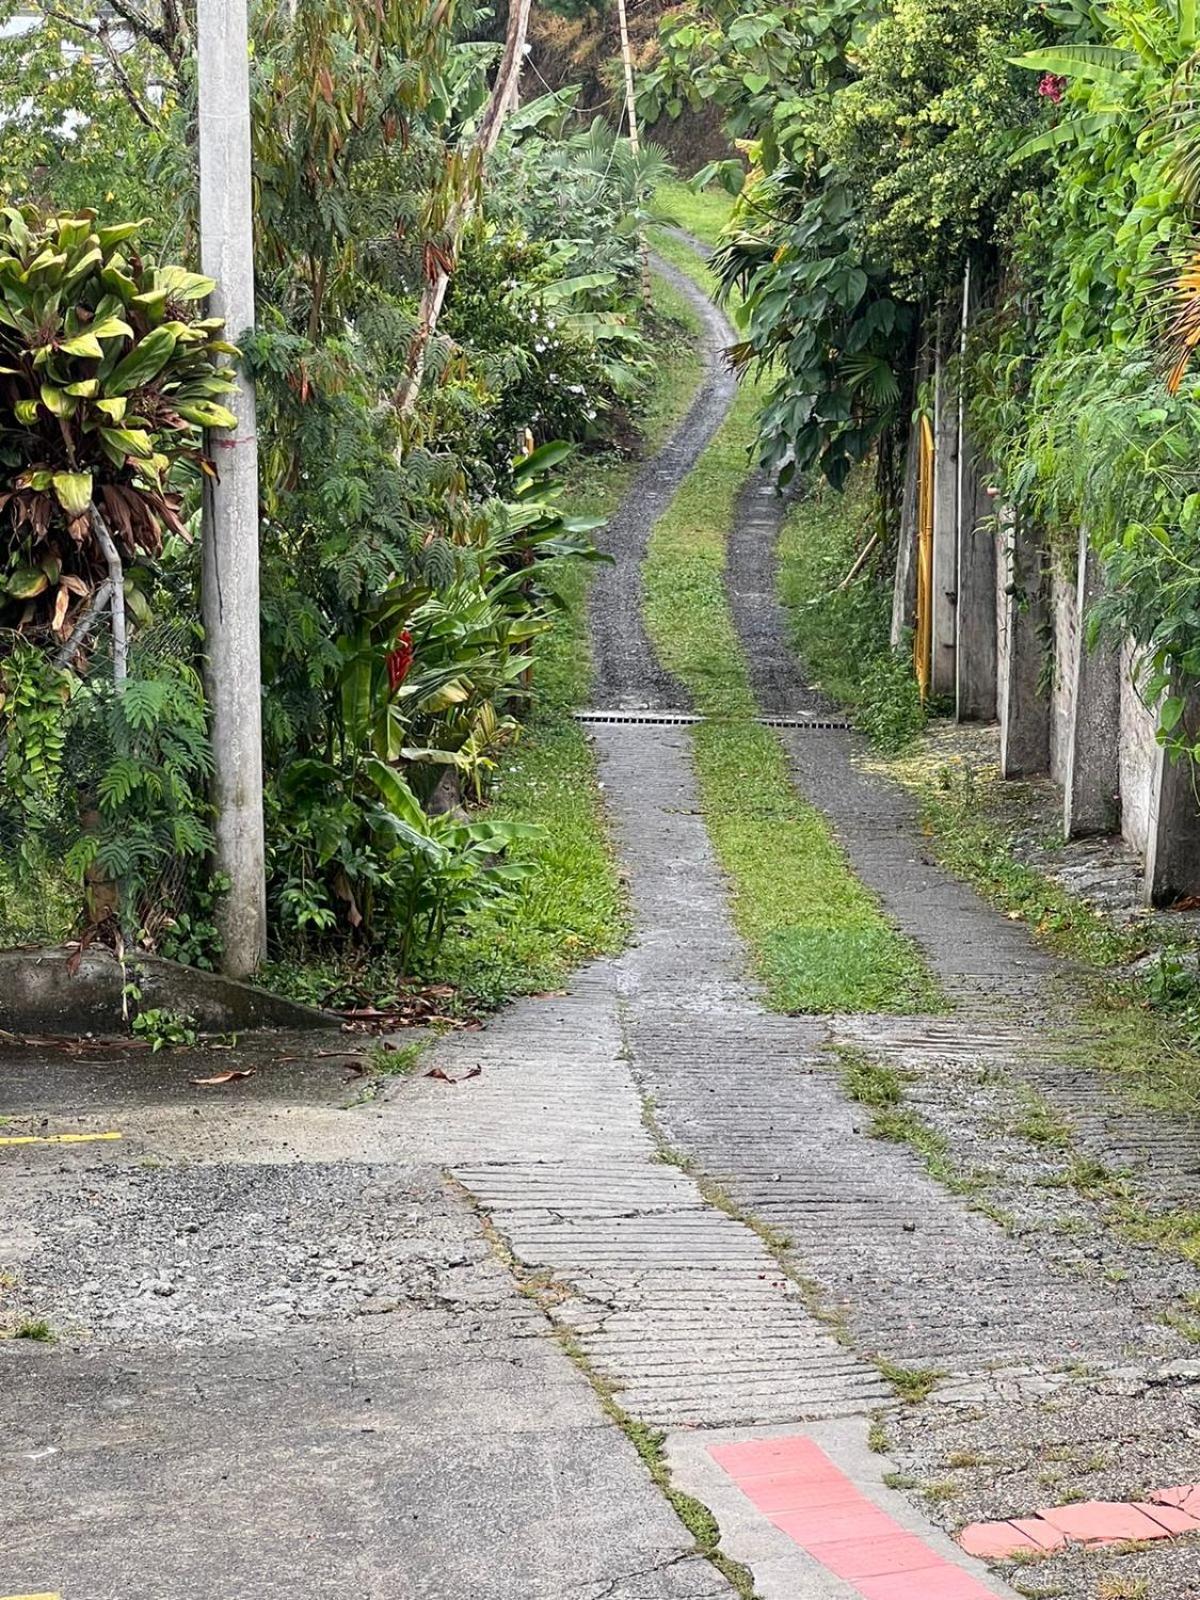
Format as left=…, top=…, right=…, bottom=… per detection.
left=197, top=0, right=268, bottom=978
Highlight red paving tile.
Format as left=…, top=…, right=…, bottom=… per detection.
left=709, top=1434, right=992, bottom=1598
left=708, top=1436, right=842, bottom=1480
left=771, top=1502, right=898, bottom=1546
left=1150, top=1484, right=1200, bottom=1517
left=739, top=1472, right=862, bottom=1513
left=1136, top=1501, right=1200, bottom=1536
left=1007, top=1518, right=1068, bottom=1551
left=807, top=1531, right=949, bottom=1580
left=713, top=1436, right=1200, bottom=1596
left=853, top=1567, right=998, bottom=1600
left=958, top=1520, right=1042, bottom=1560
left=1037, top=1501, right=1171, bottom=1545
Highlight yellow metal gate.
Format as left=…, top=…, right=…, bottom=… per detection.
left=913, top=413, right=935, bottom=701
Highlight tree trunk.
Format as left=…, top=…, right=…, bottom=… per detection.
left=89, top=506, right=127, bottom=688
left=397, top=0, right=534, bottom=415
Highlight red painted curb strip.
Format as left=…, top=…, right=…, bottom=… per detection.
left=708, top=1435, right=997, bottom=1599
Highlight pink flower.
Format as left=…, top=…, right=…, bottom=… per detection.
left=1038, top=73, right=1066, bottom=104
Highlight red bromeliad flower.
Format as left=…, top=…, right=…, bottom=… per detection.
left=386, top=629, right=414, bottom=694
left=1038, top=73, right=1067, bottom=104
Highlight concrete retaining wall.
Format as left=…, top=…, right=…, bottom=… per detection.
left=0, top=948, right=334, bottom=1036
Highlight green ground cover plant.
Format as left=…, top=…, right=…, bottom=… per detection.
left=267, top=271, right=705, bottom=1014
left=776, top=471, right=925, bottom=750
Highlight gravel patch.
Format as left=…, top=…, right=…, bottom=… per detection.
left=3, top=1162, right=510, bottom=1344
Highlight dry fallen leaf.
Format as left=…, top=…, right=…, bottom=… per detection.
left=190, top=1068, right=255, bottom=1085
left=424, top=1063, right=482, bottom=1085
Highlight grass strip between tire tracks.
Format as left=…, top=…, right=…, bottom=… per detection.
left=641, top=283, right=937, bottom=1015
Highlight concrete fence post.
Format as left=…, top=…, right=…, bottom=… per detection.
left=1144, top=690, right=1200, bottom=905
left=955, top=439, right=998, bottom=722
left=997, top=512, right=1050, bottom=778
left=1063, top=527, right=1121, bottom=838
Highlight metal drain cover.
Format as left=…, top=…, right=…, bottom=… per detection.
left=574, top=709, right=851, bottom=731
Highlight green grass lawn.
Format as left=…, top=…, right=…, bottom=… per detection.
left=641, top=312, right=937, bottom=1014
left=656, top=179, right=736, bottom=250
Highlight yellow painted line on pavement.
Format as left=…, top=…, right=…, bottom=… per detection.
left=0, top=1131, right=121, bottom=1148
left=1, top=1592, right=63, bottom=1598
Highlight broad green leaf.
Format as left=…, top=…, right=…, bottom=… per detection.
left=59, top=332, right=104, bottom=359
left=131, top=287, right=169, bottom=321
left=61, top=246, right=103, bottom=291
left=155, top=266, right=217, bottom=301
left=52, top=471, right=93, bottom=514
left=65, top=378, right=100, bottom=396
left=6, top=566, right=48, bottom=598
left=89, top=314, right=134, bottom=341
left=95, top=396, right=128, bottom=423
left=97, top=220, right=150, bottom=252
left=39, top=384, right=76, bottom=417
left=108, top=326, right=178, bottom=393
left=175, top=400, right=238, bottom=429
left=363, top=757, right=430, bottom=832
left=99, top=425, right=155, bottom=459
left=55, top=218, right=94, bottom=251
left=100, top=263, right=137, bottom=302
left=1161, top=695, right=1186, bottom=733
left=1009, top=45, right=1135, bottom=82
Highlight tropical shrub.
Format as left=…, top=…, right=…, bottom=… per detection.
left=0, top=206, right=235, bottom=642
left=442, top=231, right=627, bottom=464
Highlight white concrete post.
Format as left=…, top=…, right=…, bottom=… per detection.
left=1063, top=527, right=1121, bottom=839
left=998, top=512, right=1050, bottom=778
left=198, top=0, right=268, bottom=977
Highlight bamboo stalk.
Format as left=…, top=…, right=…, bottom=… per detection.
left=397, top=0, right=533, bottom=415
left=615, top=0, right=652, bottom=308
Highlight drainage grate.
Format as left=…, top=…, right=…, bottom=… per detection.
left=760, top=714, right=851, bottom=731
left=574, top=709, right=851, bottom=731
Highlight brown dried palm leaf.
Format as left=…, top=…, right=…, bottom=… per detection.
left=1165, top=249, right=1200, bottom=395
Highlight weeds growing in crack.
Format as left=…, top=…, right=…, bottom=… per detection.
left=459, top=1177, right=761, bottom=1600
left=842, top=1052, right=909, bottom=1108
left=873, top=1358, right=940, bottom=1404
left=882, top=1470, right=918, bottom=1490
left=1097, top=1575, right=1149, bottom=1600
left=835, top=1046, right=987, bottom=1198
left=343, top=1037, right=431, bottom=1106
left=8, top=1317, right=54, bottom=1341
left=1010, top=1086, right=1073, bottom=1149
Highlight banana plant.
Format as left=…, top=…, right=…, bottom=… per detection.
left=0, top=206, right=237, bottom=650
